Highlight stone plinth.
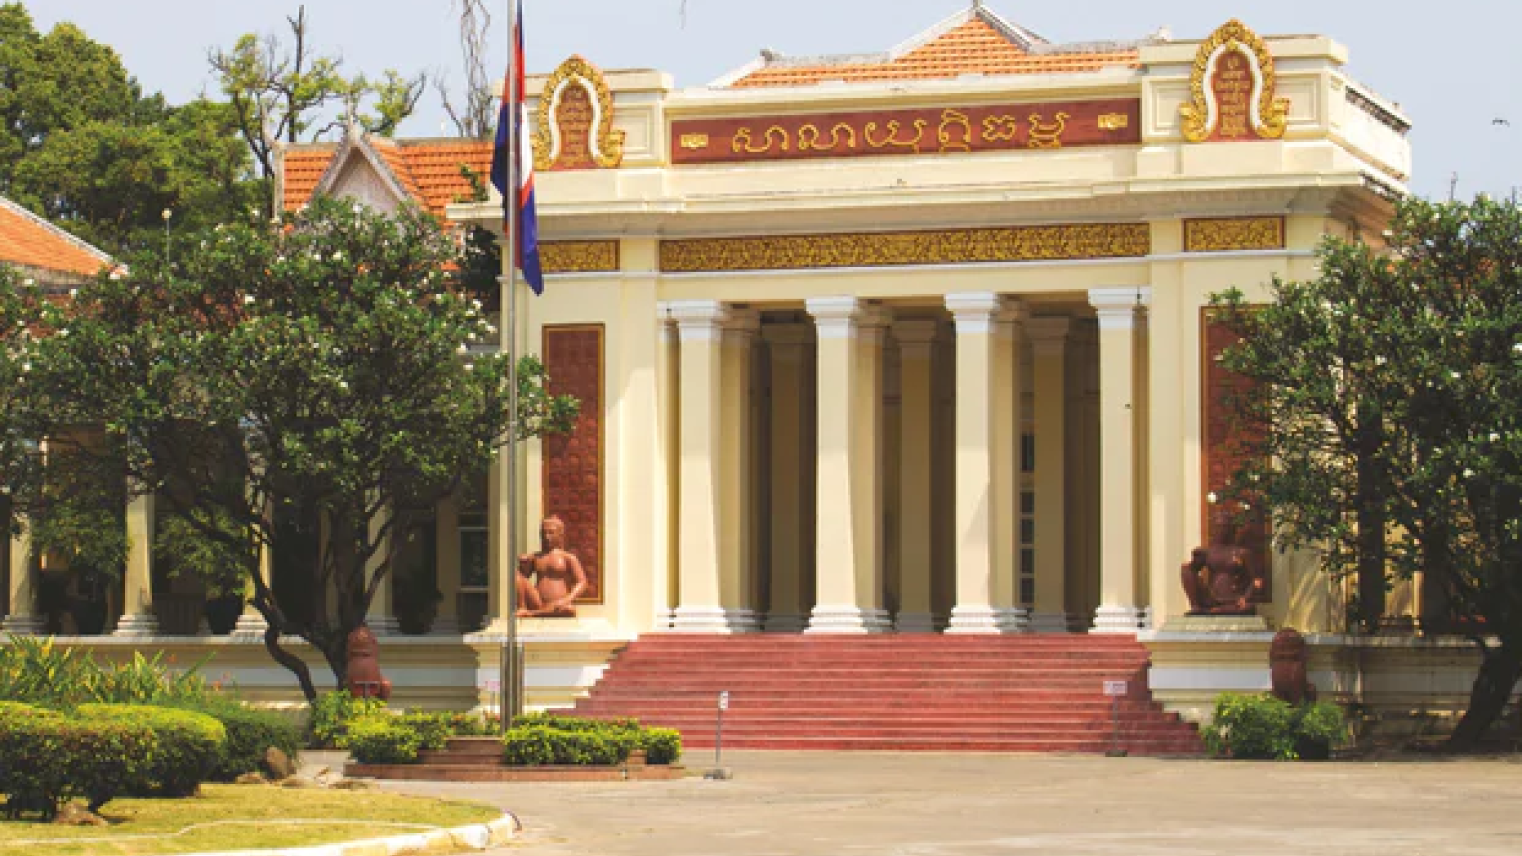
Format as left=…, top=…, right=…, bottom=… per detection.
left=1162, top=614, right=1270, bottom=633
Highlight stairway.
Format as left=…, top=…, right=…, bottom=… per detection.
left=569, top=634, right=1203, bottom=755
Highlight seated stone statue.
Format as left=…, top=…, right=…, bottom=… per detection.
left=344, top=625, right=392, bottom=700
left=1181, top=510, right=1264, bottom=615
left=1269, top=627, right=1317, bottom=704
left=515, top=515, right=588, bottom=618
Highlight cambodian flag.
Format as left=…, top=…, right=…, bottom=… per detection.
left=490, top=0, right=543, bottom=295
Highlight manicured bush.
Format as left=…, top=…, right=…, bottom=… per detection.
left=0, top=700, right=65, bottom=721
left=501, top=723, right=626, bottom=766
left=76, top=703, right=226, bottom=796
left=0, top=714, right=157, bottom=818
left=309, top=690, right=387, bottom=748
left=640, top=728, right=683, bottom=765
left=174, top=699, right=303, bottom=780
left=345, top=715, right=423, bottom=764
left=1202, top=692, right=1347, bottom=760
left=509, top=713, right=682, bottom=765
left=396, top=711, right=453, bottom=751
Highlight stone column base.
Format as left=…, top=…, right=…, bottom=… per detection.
left=229, top=611, right=269, bottom=639
left=1091, top=605, right=1146, bottom=634
left=112, top=612, right=160, bottom=637
left=1160, top=614, right=1270, bottom=633
left=945, top=605, right=1027, bottom=634
left=804, top=605, right=893, bottom=634
left=366, top=616, right=401, bottom=636
left=893, top=612, right=937, bottom=633
left=764, top=612, right=808, bottom=632
left=427, top=616, right=461, bottom=635
left=1027, top=612, right=1072, bottom=633
left=1, top=615, right=44, bottom=635
left=670, top=606, right=761, bottom=634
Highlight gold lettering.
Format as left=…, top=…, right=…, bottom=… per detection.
left=731, top=126, right=790, bottom=154
left=1027, top=112, right=1069, bottom=149
left=982, top=114, right=1021, bottom=142
left=937, top=109, right=973, bottom=153
left=680, top=133, right=710, bottom=150
left=797, top=123, right=857, bottom=151
left=1097, top=113, right=1129, bottom=131
left=863, top=119, right=927, bottom=152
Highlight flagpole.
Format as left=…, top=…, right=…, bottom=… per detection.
left=500, top=0, right=524, bottom=733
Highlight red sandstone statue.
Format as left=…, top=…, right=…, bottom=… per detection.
left=1269, top=627, right=1317, bottom=704
left=344, top=625, right=392, bottom=700
left=515, top=515, right=588, bottom=618
left=1181, top=510, right=1265, bottom=615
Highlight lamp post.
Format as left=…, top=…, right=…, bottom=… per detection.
left=161, top=208, right=172, bottom=261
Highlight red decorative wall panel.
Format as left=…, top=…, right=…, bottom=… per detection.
left=541, top=325, right=604, bottom=602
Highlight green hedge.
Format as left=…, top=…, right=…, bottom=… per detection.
left=501, top=714, right=681, bottom=766
left=76, top=703, right=226, bottom=796
left=1202, top=692, right=1348, bottom=760
left=345, top=715, right=423, bottom=764
left=0, top=714, right=157, bottom=818
left=310, top=690, right=387, bottom=749
left=395, top=711, right=453, bottom=751
left=172, top=700, right=303, bottom=780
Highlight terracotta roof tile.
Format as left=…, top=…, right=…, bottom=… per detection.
left=0, top=198, right=112, bottom=281
left=730, top=19, right=1137, bottom=88
left=281, top=139, right=494, bottom=220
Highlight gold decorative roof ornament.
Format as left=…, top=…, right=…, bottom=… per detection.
left=1180, top=19, right=1289, bottom=143
left=534, top=55, right=625, bottom=170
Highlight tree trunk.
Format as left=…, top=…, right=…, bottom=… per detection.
left=1449, top=639, right=1522, bottom=751
left=1354, top=419, right=1386, bottom=634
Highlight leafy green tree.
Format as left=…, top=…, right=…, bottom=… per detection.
left=24, top=198, right=576, bottom=700
left=1215, top=196, right=1522, bottom=750
left=0, top=5, right=257, bottom=253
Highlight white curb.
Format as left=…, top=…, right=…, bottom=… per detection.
left=187, top=813, right=519, bottom=856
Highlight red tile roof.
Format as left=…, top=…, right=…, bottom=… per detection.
left=0, top=198, right=112, bottom=281
left=726, top=14, right=1137, bottom=88
left=281, top=138, right=494, bottom=220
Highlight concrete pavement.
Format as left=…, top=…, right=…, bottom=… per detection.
left=376, top=750, right=1522, bottom=856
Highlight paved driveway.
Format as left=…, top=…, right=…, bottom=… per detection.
left=381, top=750, right=1522, bottom=856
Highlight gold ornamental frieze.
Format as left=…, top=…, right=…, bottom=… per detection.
left=533, top=55, right=625, bottom=171
left=659, top=224, right=1151, bottom=273
left=1180, top=20, right=1289, bottom=143
left=1183, top=217, right=1285, bottom=252
left=671, top=98, right=1141, bottom=165
left=540, top=240, right=620, bottom=274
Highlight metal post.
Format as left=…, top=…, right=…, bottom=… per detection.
left=705, top=690, right=731, bottom=779
left=498, top=0, right=525, bottom=735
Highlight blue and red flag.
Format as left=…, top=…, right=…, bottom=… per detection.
left=489, top=0, right=543, bottom=295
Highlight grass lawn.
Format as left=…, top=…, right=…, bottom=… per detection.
left=0, top=783, right=503, bottom=856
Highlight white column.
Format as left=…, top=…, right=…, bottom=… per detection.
left=1027, top=317, right=1071, bottom=632
left=430, top=493, right=461, bottom=634
left=114, top=490, right=159, bottom=636
left=763, top=323, right=812, bottom=631
left=805, top=297, right=891, bottom=633
left=669, top=301, right=754, bottom=632
left=232, top=525, right=272, bottom=639
left=944, top=293, right=1024, bottom=633
left=3, top=521, right=41, bottom=634
left=653, top=311, right=679, bottom=629
left=1089, top=287, right=1150, bottom=633
left=719, top=308, right=761, bottom=632
left=366, top=504, right=399, bottom=635
left=894, top=318, right=937, bottom=632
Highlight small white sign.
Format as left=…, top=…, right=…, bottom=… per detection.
left=1102, top=680, right=1128, bottom=697
left=718, top=691, right=730, bottom=710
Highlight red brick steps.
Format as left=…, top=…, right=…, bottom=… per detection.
left=567, top=634, right=1203, bottom=756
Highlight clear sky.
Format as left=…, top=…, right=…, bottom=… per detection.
left=28, top=0, right=1522, bottom=201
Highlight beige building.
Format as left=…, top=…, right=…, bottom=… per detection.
left=9, top=8, right=1470, bottom=725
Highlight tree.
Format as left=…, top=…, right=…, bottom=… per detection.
left=0, top=5, right=256, bottom=254
left=439, top=0, right=496, bottom=139
left=210, top=5, right=427, bottom=200
left=24, top=197, right=577, bottom=700
left=1214, top=196, right=1522, bottom=750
